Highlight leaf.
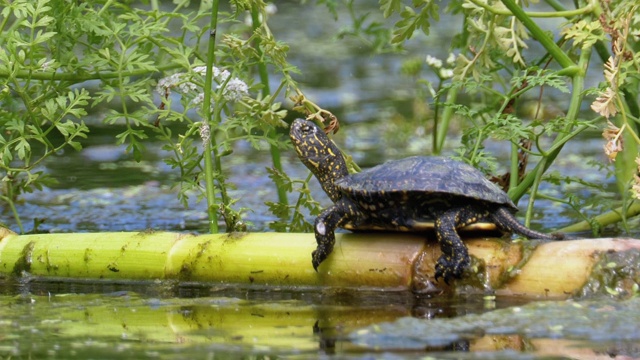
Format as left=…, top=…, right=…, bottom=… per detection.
left=15, top=138, right=30, bottom=160
left=493, top=21, right=528, bottom=66
left=380, top=0, right=402, bottom=18
left=511, top=69, right=570, bottom=93
left=561, top=20, right=605, bottom=49
left=391, top=3, right=438, bottom=44
left=266, top=167, right=293, bottom=193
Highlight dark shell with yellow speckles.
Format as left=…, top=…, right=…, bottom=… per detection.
left=337, top=156, right=515, bottom=208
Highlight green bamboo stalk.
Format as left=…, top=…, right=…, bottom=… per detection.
left=0, top=231, right=420, bottom=289
left=0, top=228, right=639, bottom=298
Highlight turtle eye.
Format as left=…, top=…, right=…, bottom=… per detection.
left=301, top=125, right=311, bottom=132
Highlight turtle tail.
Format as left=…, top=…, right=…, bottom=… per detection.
left=491, top=207, right=565, bottom=240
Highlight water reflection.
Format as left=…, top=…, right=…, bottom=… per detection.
left=1, top=279, right=638, bottom=358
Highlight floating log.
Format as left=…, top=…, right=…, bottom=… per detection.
left=0, top=228, right=638, bottom=298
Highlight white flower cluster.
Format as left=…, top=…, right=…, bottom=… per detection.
left=156, top=66, right=248, bottom=106
left=156, top=73, right=196, bottom=95
left=425, top=53, right=456, bottom=80
left=222, top=78, right=249, bottom=102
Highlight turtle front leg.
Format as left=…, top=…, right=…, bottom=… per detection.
left=434, top=208, right=472, bottom=284
left=312, top=204, right=347, bottom=271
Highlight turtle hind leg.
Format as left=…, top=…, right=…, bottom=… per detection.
left=434, top=208, right=472, bottom=284
left=491, top=207, right=565, bottom=240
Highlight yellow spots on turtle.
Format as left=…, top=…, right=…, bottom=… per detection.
left=308, top=158, right=320, bottom=168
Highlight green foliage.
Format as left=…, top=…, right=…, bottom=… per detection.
left=336, top=0, right=399, bottom=53
left=265, top=169, right=322, bottom=233
left=0, top=0, right=302, bottom=233
left=561, top=20, right=605, bottom=49
left=325, top=0, right=640, bottom=233
left=2, top=0, right=640, bottom=237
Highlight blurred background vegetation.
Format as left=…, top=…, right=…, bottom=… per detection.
left=0, top=0, right=638, bottom=238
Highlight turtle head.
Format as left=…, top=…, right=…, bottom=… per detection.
left=290, top=118, right=348, bottom=202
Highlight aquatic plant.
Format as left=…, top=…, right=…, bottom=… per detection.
left=0, top=0, right=310, bottom=233
left=0, top=0, right=638, bottom=237
left=326, top=0, right=640, bottom=234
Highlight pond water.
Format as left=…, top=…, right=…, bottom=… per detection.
left=2, top=280, right=640, bottom=359
left=1, top=1, right=640, bottom=359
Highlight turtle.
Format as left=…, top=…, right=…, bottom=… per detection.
left=289, top=118, right=564, bottom=283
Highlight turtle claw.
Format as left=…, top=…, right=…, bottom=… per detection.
left=311, top=247, right=327, bottom=272
left=435, top=254, right=470, bottom=284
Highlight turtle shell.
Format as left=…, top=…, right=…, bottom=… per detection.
left=336, top=156, right=517, bottom=210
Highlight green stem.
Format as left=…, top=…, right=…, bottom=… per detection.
left=435, top=86, right=458, bottom=154
left=0, top=64, right=179, bottom=82
left=509, top=142, right=519, bottom=190
left=250, top=5, right=289, bottom=208
left=470, top=0, right=593, bottom=17
left=558, top=201, right=640, bottom=233
left=524, top=157, right=547, bottom=227
left=97, top=0, right=115, bottom=16
left=431, top=81, right=442, bottom=154
left=1, top=191, right=23, bottom=234
left=508, top=46, right=592, bottom=203
left=499, top=0, right=578, bottom=72
left=202, top=0, right=220, bottom=233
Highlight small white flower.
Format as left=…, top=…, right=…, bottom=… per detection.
left=156, top=79, right=170, bottom=96
left=156, top=74, right=180, bottom=95
left=178, top=79, right=197, bottom=93
left=446, top=53, right=456, bottom=65
left=193, top=66, right=207, bottom=75
left=439, top=68, right=454, bottom=79
left=244, top=13, right=253, bottom=27
left=216, top=69, right=231, bottom=83
left=190, top=93, right=205, bottom=106
left=265, top=3, right=277, bottom=15
left=157, top=73, right=197, bottom=95
left=425, top=55, right=443, bottom=68
left=220, top=77, right=249, bottom=102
